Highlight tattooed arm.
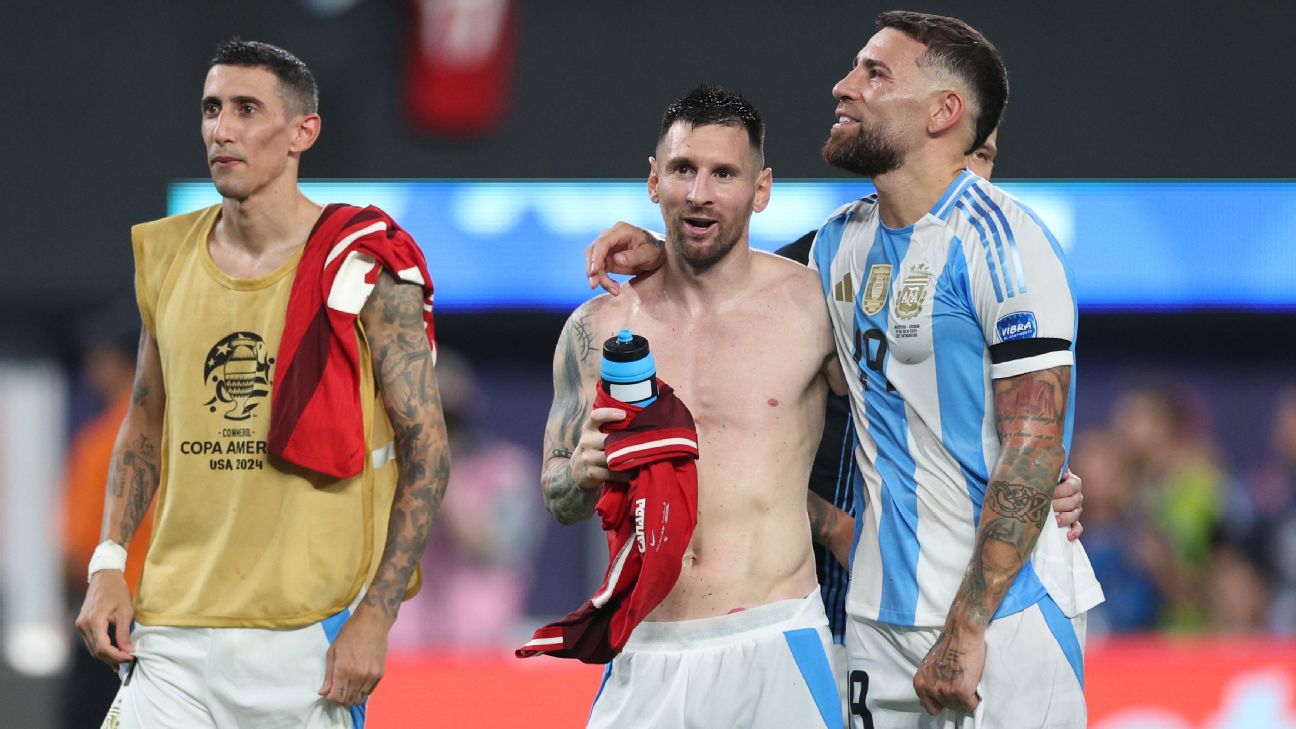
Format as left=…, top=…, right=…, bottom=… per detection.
left=914, top=365, right=1072, bottom=715
left=75, top=328, right=166, bottom=667
left=541, top=302, right=627, bottom=524
left=321, top=271, right=450, bottom=707
left=807, top=491, right=853, bottom=568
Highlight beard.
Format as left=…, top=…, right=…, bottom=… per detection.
left=664, top=208, right=745, bottom=271
left=821, top=119, right=905, bottom=178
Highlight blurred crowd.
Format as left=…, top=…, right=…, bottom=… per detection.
left=1076, top=379, right=1296, bottom=637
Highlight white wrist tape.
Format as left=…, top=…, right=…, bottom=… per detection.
left=88, top=540, right=128, bottom=582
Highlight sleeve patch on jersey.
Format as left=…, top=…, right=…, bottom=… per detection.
left=995, top=311, right=1037, bottom=342
left=989, top=337, right=1071, bottom=364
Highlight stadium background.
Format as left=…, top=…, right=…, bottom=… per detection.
left=3, top=1, right=1295, bottom=726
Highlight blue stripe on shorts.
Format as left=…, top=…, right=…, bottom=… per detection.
left=1038, top=594, right=1084, bottom=689
left=783, top=628, right=843, bottom=729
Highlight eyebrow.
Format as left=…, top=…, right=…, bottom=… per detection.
left=856, top=57, right=891, bottom=74
left=201, top=94, right=266, bottom=107
left=663, top=155, right=744, bottom=175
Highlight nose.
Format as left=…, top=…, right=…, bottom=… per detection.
left=832, top=67, right=862, bottom=101
left=210, top=109, right=236, bottom=145
left=686, top=174, right=713, bottom=207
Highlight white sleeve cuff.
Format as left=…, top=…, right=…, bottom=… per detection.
left=990, top=349, right=1074, bottom=380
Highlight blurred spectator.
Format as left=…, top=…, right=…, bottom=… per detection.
left=1112, top=378, right=1228, bottom=629
left=1070, top=428, right=1170, bottom=634
left=1245, top=385, right=1296, bottom=634
left=59, top=300, right=154, bottom=729
left=389, top=349, right=544, bottom=649
left=1205, top=529, right=1271, bottom=633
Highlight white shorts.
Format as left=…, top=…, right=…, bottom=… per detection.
left=844, top=596, right=1087, bottom=729
left=587, top=589, right=843, bottom=729
left=829, top=641, right=849, bottom=728
left=102, top=608, right=363, bottom=729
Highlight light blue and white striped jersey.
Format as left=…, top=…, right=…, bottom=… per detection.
left=809, top=170, right=1104, bottom=628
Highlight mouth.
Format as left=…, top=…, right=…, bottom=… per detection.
left=682, top=217, right=718, bottom=236
left=210, top=155, right=243, bottom=168
left=833, top=109, right=860, bottom=129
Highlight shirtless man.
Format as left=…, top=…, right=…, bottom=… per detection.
left=541, top=85, right=847, bottom=728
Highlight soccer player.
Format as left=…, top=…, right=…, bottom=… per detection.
left=582, top=12, right=1101, bottom=727
left=775, top=124, right=1079, bottom=724
left=543, top=85, right=848, bottom=728
left=817, top=15, right=1101, bottom=726
left=74, top=40, right=450, bottom=728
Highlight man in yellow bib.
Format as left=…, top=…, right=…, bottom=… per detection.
left=74, top=40, right=450, bottom=729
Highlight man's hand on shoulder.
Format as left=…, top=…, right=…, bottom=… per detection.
left=585, top=222, right=665, bottom=294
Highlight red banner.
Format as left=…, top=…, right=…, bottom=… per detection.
left=370, top=639, right=1296, bottom=728
left=405, top=0, right=517, bottom=137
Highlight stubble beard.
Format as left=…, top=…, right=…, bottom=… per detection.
left=821, top=119, right=905, bottom=178
left=665, top=211, right=744, bottom=272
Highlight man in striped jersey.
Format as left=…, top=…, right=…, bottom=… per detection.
left=774, top=123, right=1085, bottom=726
left=582, top=12, right=1099, bottom=728
left=815, top=12, right=1102, bottom=727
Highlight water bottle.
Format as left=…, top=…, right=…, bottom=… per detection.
left=600, top=329, right=658, bottom=406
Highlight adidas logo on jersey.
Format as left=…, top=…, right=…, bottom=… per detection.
left=834, top=272, right=854, bottom=302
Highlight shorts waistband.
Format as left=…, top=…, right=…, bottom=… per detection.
left=624, top=588, right=827, bottom=651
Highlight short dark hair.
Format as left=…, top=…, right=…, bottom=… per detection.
left=876, top=11, right=1007, bottom=153
left=209, top=39, right=319, bottom=116
left=659, top=84, right=764, bottom=159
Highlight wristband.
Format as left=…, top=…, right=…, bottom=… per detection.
left=88, top=540, right=128, bottom=583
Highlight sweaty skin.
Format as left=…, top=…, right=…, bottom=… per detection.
left=544, top=120, right=847, bottom=621
left=582, top=253, right=840, bottom=619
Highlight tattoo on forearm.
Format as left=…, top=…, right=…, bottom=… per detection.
left=985, top=482, right=1052, bottom=525
left=113, top=435, right=159, bottom=543
left=951, top=366, right=1071, bottom=629
left=543, top=461, right=598, bottom=525
left=807, top=492, right=838, bottom=548
left=362, top=275, right=450, bottom=618
left=541, top=305, right=601, bottom=525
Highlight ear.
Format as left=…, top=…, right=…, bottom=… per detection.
left=751, top=167, right=773, bottom=213
left=928, top=89, right=966, bottom=137
left=290, top=113, right=322, bottom=154
left=647, top=156, right=660, bottom=204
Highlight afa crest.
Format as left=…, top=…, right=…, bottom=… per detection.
left=894, top=263, right=934, bottom=320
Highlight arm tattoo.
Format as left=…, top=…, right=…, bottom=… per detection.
left=949, top=366, right=1071, bottom=630
left=541, top=304, right=600, bottom=524
left=807, top=492, right=840, bottom=548
left=361, top=273, right=450, bottom=618
left=112, top=435, right=160, bottom=543
left=543, top=460, right=600, bottom=525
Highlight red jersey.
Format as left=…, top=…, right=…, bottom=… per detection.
left=517, top=382, right=699, bottom=664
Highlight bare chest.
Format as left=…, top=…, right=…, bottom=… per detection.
left=606, top=308, right=822, bottom=441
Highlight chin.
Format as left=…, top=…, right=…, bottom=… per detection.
left=211, top=178, right=251, bottom=202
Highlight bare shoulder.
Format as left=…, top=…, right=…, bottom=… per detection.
left=751, top=251, right=826, bottom=313
left=571, top=289, right=627, bottom=334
